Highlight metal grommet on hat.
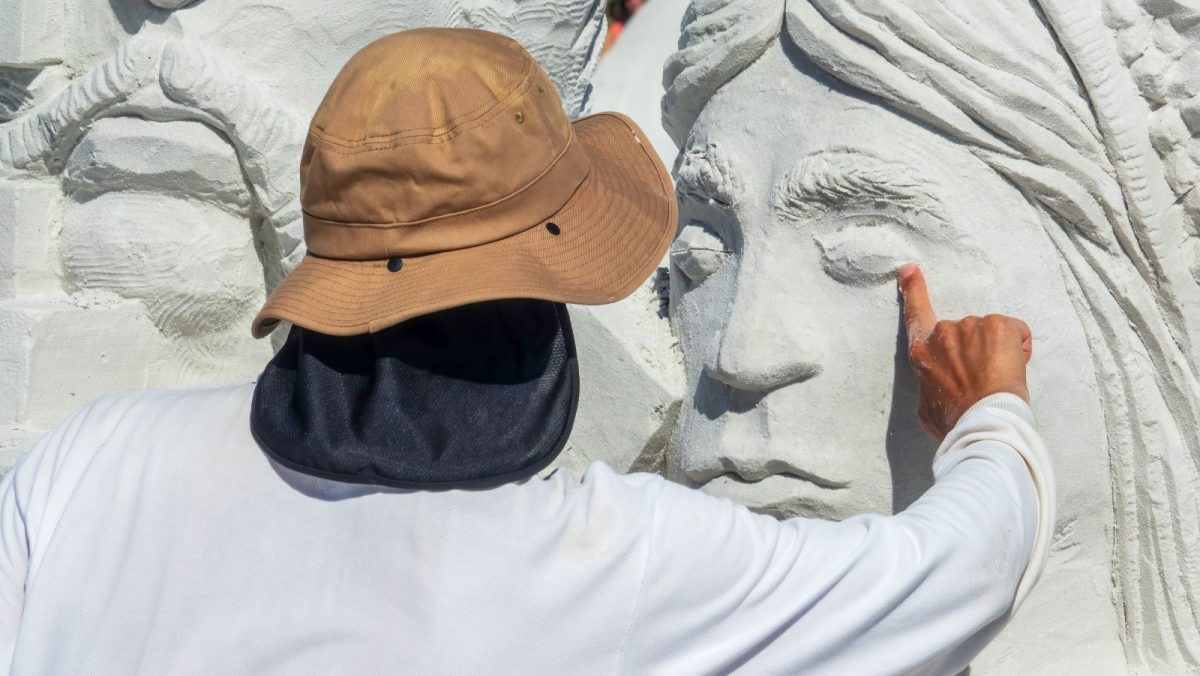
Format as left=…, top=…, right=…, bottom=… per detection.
left=251, top=27, right=677, bottom=340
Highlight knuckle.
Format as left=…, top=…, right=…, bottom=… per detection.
left=982, top=314, right=1009, bottom=328
left=907, top=342, right=926, bottom=362
left=932, top=320, right=955, bottom=339
left=981, top=314, right=1015, bottom=337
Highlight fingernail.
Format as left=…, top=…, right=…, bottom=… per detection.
left=898, top=263, right=917, bottom=281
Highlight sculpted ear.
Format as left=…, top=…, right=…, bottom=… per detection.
left=451, top=0, right=607, bottom=118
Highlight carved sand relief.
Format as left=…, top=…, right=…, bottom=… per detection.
left=0, top=36, right=304, bottom=461
left=662, top=0, right=1200, bottom=672
left=0, top=1, right=684, bottom=479
left=6, top=0, right=1193, bottom=672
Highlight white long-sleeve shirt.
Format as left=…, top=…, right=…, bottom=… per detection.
left=0, top=383, right=1052, bottom=674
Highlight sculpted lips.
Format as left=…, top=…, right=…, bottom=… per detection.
left=706, top=465, right=849, bottom=490
left=683, top=386, right=850, bottom=491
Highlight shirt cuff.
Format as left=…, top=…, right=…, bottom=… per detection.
left=962, top=392, right=1034, bottom=426
left=933, top=391, right=1055, bottom=612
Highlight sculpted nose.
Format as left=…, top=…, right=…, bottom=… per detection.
left=704, top=289, right=824, bottom=392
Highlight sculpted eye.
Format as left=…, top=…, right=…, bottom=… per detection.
left=814, top=221, right=916, bottom=287
left=670, top=223, right=731, bottom=286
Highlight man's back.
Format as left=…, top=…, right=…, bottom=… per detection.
left=1, top=384, right=1043, bottom=674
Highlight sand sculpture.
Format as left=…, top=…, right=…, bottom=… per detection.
left=661, top=0, right=1200, bottom=672
left=4, top=0, right=1196, bottom=672
left=0, top=0, right=683, bottom=477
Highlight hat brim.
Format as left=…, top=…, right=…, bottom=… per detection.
left=251, top=111, right=677, bottom=338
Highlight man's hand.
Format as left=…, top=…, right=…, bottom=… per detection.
left=898, top=263, right=1033, bottom=440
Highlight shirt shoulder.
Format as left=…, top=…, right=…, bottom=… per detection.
left=537, top=460, right=791, bottom=585
left=533, top=460, right=665, bottom=520
left=3, top=384, right=255, bottom=563
left=15, top=383, right=255, bottom=460
left=540, top=460, right=743, bottom=518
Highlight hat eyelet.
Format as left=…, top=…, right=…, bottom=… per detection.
left=546, top=222, right=561, bottom=236
left=387, top=257, right=404, bottom=272
left=515, top=111, right=525, bottom=124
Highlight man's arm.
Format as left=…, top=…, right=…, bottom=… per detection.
left=0, top=464, right=29, bottom=672
left=900, top=262, right=1055, bottom=610
left=617, top=265, right=1053, bottom=674
left=0, top=398, right=118, bottom=672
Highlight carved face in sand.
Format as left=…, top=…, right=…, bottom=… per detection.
left=667, top=26, right=1104, bottom=528
left=0, top=1, right=607, bottom=455
left=663, top=0, right=1200, bottom=672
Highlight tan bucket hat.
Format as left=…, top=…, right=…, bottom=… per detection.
left=252, top=28, right=677, bottom=338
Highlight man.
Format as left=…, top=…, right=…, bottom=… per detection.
left=0, top=29, right=1052, bottom=674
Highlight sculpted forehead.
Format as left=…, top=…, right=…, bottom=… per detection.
left=710, top=45, right=901, bottom=147
left=686, top=40, right=992, bottom=218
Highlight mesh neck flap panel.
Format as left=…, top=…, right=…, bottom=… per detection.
left=250, top=299, right=579, bottom=489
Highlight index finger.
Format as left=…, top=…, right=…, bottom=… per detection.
left=898, top=263, right=937, bottom=343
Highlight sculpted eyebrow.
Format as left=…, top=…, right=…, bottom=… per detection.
left=675, top=140, right=740, bottom=207
left=774, top=149, right=945, bottom=221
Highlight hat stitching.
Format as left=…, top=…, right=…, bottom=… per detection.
left=308, top=61, right=539, bottom=150
left=580, top=112, right=675, bottom=203
left=266, top=243, right=662, bottom=333
left=259, top=255, right=655, bottom=332
left=265, top=190, right=668, bottom=319
left=254, top=111, right=675, bottom=338
left=308, top=37, right=533, bottom=141
left=257, top=250, right=661, bottom=332
left=279, top=199, right=659, bottom=291
left=299, top=129, right=586, bottom=228
left=294, top=114, right=660, bottom=265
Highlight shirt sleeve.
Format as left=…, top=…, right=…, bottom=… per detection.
left=619, top=393, right=1053, bottom=675
left=0, top=458, right=29, bottom=672
left=0, top=400, right=117, bottom=672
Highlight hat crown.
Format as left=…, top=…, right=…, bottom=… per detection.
left=300, top=28, right=581, bottom=258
